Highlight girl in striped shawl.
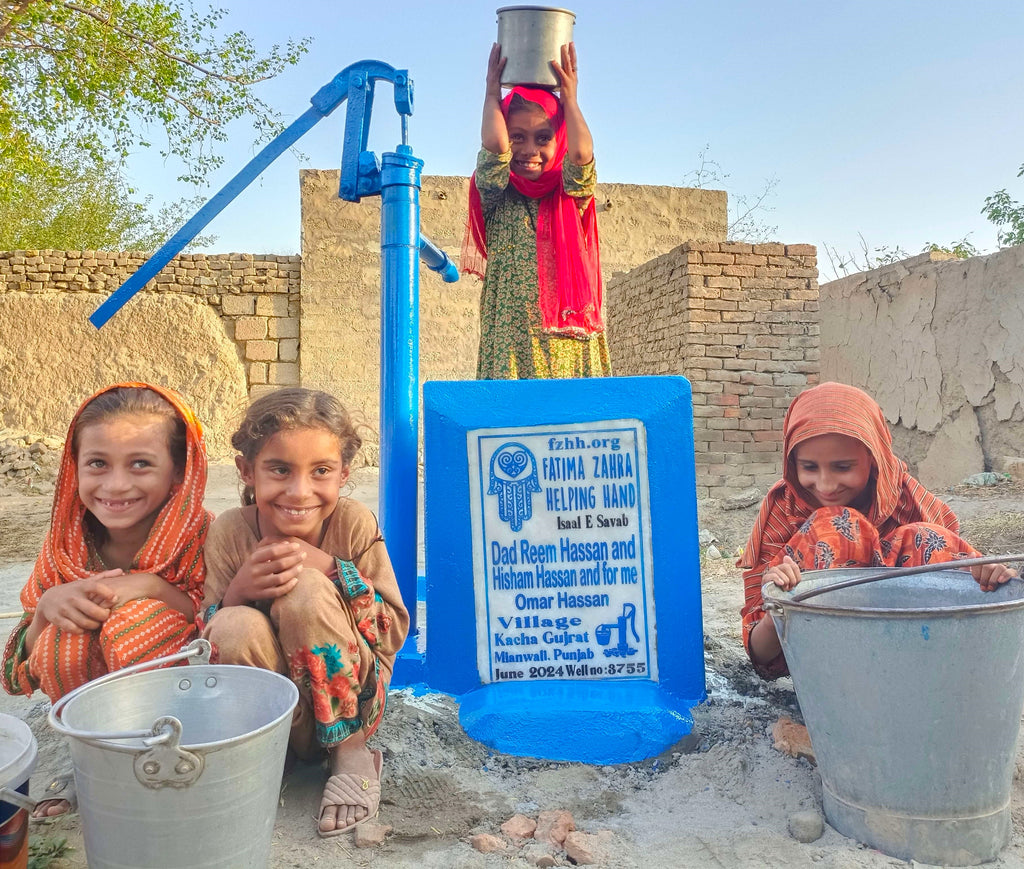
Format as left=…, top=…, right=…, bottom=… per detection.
left=738, top=381, right=1013, bottom=679
left=2, top=383, right=210, bottom=818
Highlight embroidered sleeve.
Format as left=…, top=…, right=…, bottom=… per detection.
left=200, top=602, right=220, bottom=628
left=1, top=616, right=38, bottom=697
left=563, top=155, right=596, bottom=201
left=333, top=557, right=370, bottom=599
left=332, top=558, right=401, bottom=652
left=475, top=148, right=512, bottom=215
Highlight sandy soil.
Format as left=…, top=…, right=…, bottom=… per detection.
left=4, top=470, right=1024, bottom=868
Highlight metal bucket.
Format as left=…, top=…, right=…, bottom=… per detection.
left=497, top=6, right=575, bottom=88
left=49, top=640, right=298, bottom=869
left=764, top=568, right=1024, bottom=865
left=0, top=713, right=38, bottom=869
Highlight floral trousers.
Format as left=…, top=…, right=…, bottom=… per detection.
left=203, top=568, right=388, bottom=758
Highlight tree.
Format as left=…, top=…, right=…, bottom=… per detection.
left=982, top=164, right=1024, bottom=248
left=0, top=146, right=215, bottom=250
left=682, top=145, right=780, bottom=243
left=1, top=0, right=310, bottom=185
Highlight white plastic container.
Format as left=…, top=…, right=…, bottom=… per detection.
left=0, top=713, right=38, bottom=869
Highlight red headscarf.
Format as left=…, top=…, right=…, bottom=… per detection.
left=738, top=382, right=959, bottom=575
left=462, top=86, right=604, bottom=338
left=21, top=382, right=212, bottom=618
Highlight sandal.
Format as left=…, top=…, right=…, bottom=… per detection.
left=32, top=773, right=77, bottom=820
left=317, top=749, right=383, bottom=838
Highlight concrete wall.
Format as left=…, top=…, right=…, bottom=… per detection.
left=820, top=245, right=1024, bottom=488
left=0, top=250, right=299, bottom=457
left=299, top=170, right=728, bottom=437
left=607, top=242, right=819, bottom=499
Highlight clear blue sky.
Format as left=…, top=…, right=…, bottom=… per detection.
left=128, top=0, right=1024, bottom=278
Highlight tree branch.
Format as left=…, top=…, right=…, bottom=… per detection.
left=61, top=1, right=275, bottom=84
left=0, top=0, right=37, bottom=41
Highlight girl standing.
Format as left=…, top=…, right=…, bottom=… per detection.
left=1, top=382, right=210, bottom=815
left=462, top=42, right=611, bottom=379
left=739, top=381, right=1013, bottom=679
left=200, top=387, right=408, bottom=838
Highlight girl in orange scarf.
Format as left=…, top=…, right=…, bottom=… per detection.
left=2, top=383, right=210, bottom=705
left=738, top=382, right=1013, bottom=679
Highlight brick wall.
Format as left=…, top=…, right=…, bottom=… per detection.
left=607, top=242, right=820, bottom=499
left=0, top=250, right=300, bottom=397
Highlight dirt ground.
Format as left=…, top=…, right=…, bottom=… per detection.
left=4, top=469, right=1024, bottom=867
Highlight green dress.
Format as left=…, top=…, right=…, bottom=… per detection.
left=474, top=148, right=612, bottom=380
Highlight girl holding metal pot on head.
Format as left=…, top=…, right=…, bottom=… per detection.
left=462, top=38, right=611, bottom=379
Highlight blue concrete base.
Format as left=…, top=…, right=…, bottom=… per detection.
left=392, top=634, right=426, bottom=687
left=458, top=680, right=696, bottom=765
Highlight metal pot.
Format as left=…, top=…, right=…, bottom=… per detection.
left=497, top=6, right=576, bottom=89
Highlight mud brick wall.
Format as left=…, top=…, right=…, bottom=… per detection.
left=0, top=250, right=301, bottom=457
left=606, top=242, right=820, bottom=500
left=820, top=245, right=1024, bottom=489
left=0, top=250, right=301, bottom=397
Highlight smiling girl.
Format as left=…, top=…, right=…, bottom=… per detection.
left=1, top=383, right=210, bottom=815
left=462, top=42, right=610, bottom=379
left=200, top=387, right=408, bottom=838
left=738, top=382, right=1014, bottom=679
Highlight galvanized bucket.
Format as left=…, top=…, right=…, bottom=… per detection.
left=764, top=568, right=1024, bottom=866
left=497, top=6, right=575, bottom=88
left=49, top=640, right=298, bottom=869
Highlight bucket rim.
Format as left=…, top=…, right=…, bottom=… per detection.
left=763, top=568, right=1024, bottom=618
left=496, top=6, right=576, bottom=18
left=0, top=712, right=38, bottom=791
left=57, top=664, right=299, bottom=755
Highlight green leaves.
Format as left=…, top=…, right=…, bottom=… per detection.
left=28, top=835, right=71, bottom=869
left=1, top=0, right=310, bottom=185
left=981, top=166, right=1024, bottom=249
left=0, top=146, right=217, bottom=250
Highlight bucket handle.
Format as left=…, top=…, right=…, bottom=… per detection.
left=785, top=553, right=1024, bottom=604
left=48, top=639, right=211, bottom=739
left=0, top=786, right=36, bottom=812
left=47, top=639, right=211, bottom=789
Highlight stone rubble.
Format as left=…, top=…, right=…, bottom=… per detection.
left=788, top=810, right=825, bottom=843
left=468, top=833, right=506, bottom=853
left=0, top=430, right=63, bottom=493
left=500, top=813, right=538, bottom=840
left=353, top=820, right=392, bottom=848
left=472, top=810, right=619, bottom=866
left=564, top=830, right=615, bottom=865
left=771, top=716, right=816, bottom=764
left=534, top=809, right=575, bottom=847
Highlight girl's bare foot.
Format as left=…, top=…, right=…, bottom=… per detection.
left=318, top=731, right=380, bottom=834
left=32, top=775, right=76, bottom=819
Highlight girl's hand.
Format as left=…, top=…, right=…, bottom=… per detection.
left=486, top=42, right=506, bottom=100
left=482, top=43, right=509, bottom=153
left=972, top=562, right=1016, bottom=592
left=35, top=572, right=120, bottom=633
left=550, top=42, right=579, bottom=104
left=275, top=536, right=335, bottom=577
left=764, top=555, right=802, bottom=591
left=223, top=539, right=306, bottom=606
